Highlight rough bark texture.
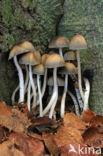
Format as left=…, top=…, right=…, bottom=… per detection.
left=0, top=0, right=63, bottom=104
left=0, top=0, right=103, bottom=115
left=58, top=0, right=103, bottom=114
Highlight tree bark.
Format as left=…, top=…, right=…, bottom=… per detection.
left=58, top=0, right=103, bottom=115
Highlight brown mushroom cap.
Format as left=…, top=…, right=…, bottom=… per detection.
left=19, top=52, right=39, bottom=66
left=69, top=34, right=87, bottom=50
left=48, top=76, right=64, bottom=86
left=64, top=51, right=76, bottom=61
left=9, top=41, right=35, bottom=60
left=49, top=36, right=69, bottom=49
left=41, top=54, right=49, bottom=65
left=60, top=62, right=78, bottom=75
left=34, top=50, right=41, bottom=63
left=45, top=54, right=65, bottom=68
left=33, top=63, right=45, bottom=75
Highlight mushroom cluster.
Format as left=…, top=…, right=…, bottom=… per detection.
left=9, top=35, right=90, bottom=119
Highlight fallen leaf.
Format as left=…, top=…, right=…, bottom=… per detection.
left=0, top=125, right=9, bottom=143
left=83, top=127, right=103, bottom=148
left=82, top=109, right=95, bottom=123
left=63, top=113, right=87, bottom=135
left=0, top=101, right=12, bottom=116
left=10, top=132, right=44, bottom=156
left=28, top=132, right=42, bottom=140
left=42, top=133, right=59, bottom=155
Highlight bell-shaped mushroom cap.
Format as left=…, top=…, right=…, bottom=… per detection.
left=41, top=54, right=49, bottom=65
left=45, top=54, right=65, bottom=68
left=34, top=50, right=41, bottom=63
left=60, top=62, right=78, bottom=75
left=9, top=41, right=35, bottom=60
left=19, top=41, right=35, bottom=52
left=49, top=36, right=69, bottom=48
left=69, top=34, right=87, bottom=50
left=48, top=76, right=64, bottom=86
left=33, top=63, right=45, bottom=75
left=64, top=51, right=76, bottom=61
left=19, top=52, right=39, bottom=66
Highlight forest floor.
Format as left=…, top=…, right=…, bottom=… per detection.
left=0, top=101, right=103, bottom=156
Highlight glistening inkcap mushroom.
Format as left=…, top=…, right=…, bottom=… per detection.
left=9, top=41, right=35, bottom=103
left=33, top=63, right=45, bottom=117
left=49, top=36, right=69, bottom=58
left=69, top=34, right=87, bottom=101
left=19, top=52, right=39, bottom=111
left=42, top=53, right=65, bottom=118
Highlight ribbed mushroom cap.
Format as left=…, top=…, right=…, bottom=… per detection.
left=60, top=62, right=78, bottom=75
left=49, top=36, right=69, bottom=48
left=9, top=41, right=35, bottom=60
left=64, top=51, right=76, bottom=61
left=69, top=34, right=87, bottom=50
left=48, top=76, right=64, bottom=86
left=34, top=50, right=41, bottom=63
left=19, top=41, right=35, bottom=52
left=45, top=54, right=65, bottom=68
left=41, top=54, right=49, bottom=65
left=33, top=63, right=44, bottom=75
left=19, top=52, right=39, bottom=66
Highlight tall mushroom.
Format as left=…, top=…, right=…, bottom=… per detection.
left=42, top=54, right=65, bottom=118
left=69, top=34, right=87, bottom=101
left=49, top=36, right=69, bottom=58
left=60, top=62, right=78, bottom=118
left=9, top=41, right=35, bottom=103
left=33, top=63, right=45, bottom=117
left=19, top=52, right=39, bottom=111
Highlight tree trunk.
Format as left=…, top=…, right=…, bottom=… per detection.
left=0, top=0, right=63, bottom=104
left=58, top=0, right=103, bottom=115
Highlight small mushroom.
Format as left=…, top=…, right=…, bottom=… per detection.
left=19, top=52, right=39, bottom=111
left=9, top=41, right=35, bottom=103
left=33, top=63, right=45, bottom=117
left=64, top=51, right=76, bottom=62
left=59, top=62, right=78, bottom=118
left=49, top=36, right=69, bottom=58
left=69, top=34, right=87, bottom=101
left=42, top=54, right=65, bottom=118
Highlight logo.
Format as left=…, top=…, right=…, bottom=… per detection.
left=68, top=144, right=101, bottom=155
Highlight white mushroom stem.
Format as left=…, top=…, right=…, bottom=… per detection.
left=49, top=68, right=58, bottom=119
left=42, top=68, right=58, bottom=118
left=59, top=48, right=63, bottom=58
left=37, top=75, right=43, bottom=117
left=27, top=81, right=31, bottom=111
left=29, top=65, right=37, bottom=108
left=11, top=85, right=19, bottom=104
left=83, top=78, right=90, bottom=111
left=41, top=68, right=47, bottom=97
left=60, top=74, right=68, bottom=118
left=13, top=56, right=25, bottom=103
left=24, top=65, right=29, bottom=93
left=68, top=91, right=80, bottom=117
left=11, top=65, right=29, bottom=104
left=76, top=51, right=84, bottom=101
left=75, top=87, right=84, bottom=111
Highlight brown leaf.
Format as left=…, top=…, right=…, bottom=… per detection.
left=42, top=133, right=59, bottom=155
left=28, top=132, right=42, bottom=140
left=0, top=138, right=25, bottom=156
left=60, top=142, right=100, bottom=156
left=0, top=112, right=30, bottom=132
left=14, top=103, right=29, bottom=116
left=0, top=101, right=12, bottom=116
left=0, top=125, right=9, bottom=143
left=10, top=132, right=44, bottom=156
left=83, top=127, right=103, bottom=148
left=63, top=113, right=87, bottom=135
left=30, top=117, right=54, bottom=126
left=82, top=109, right=95, bottom=123
left=54, top=125, right=83, bottom=148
